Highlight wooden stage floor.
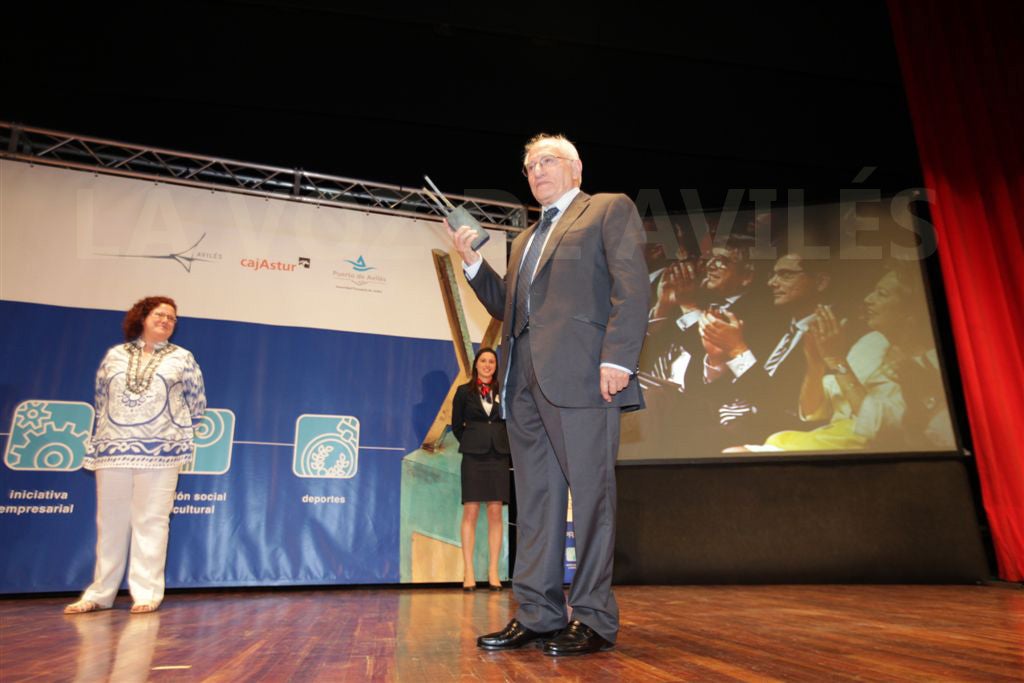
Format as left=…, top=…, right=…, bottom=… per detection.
left=1, top=584, right=1021, bottom=681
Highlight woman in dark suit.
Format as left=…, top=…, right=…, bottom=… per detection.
left=451, top=347, right=511, bottom=591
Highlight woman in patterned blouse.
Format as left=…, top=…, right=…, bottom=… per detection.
left=64, top=296, right=206, bottom=614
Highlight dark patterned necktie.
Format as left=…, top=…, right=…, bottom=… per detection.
left=513, top=207, right=560, bottom=336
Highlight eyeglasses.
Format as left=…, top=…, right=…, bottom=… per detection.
left=151, top=312, right=177, bottom=323
left=770, top=269, right=806, bottom=282
left=701, top=255, right=738, bottom=270
left=522, top=155, right=571, bottom=177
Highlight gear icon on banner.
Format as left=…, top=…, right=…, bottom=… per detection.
left=5, top=401, right=95, bottom=471
left=12, top=401, right=52, bottom=435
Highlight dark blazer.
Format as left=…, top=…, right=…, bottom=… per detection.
left=468, top=192, right=650, bottom=410
left=638, top=292, right=774, bottom=430
left=706, top=318, right=821, bottom=448
left=451, top=381, right=510, bottom=455
left=640, top=312, right=705, bottom=393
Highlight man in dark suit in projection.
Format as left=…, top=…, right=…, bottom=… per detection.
left=642, top=234, right=764, bottom=395
left=701, top=251, right=834, bottom=449
left=447, top=133, right=649, bottom=656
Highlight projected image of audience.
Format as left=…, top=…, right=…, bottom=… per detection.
left=621, top=201, right=956, bottom=462
left=728, top=262, right=952, bottom=453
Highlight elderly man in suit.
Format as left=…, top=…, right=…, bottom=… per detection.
left=448, top=133, right=649, bottom=656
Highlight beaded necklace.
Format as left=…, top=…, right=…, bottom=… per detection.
left=124, top=342, right=176, bottom=394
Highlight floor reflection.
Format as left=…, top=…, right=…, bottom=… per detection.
left=69, top=611, right=161, bottom=682
left=395, top=587, right=512, bottom=679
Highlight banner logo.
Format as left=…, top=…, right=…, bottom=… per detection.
left=333, top=255, right=387, bottom=292
left=344, top=256, right=374, bottom=272
left=180, top=409, right=236, bottom=475
left=293, top=414, right=360, bottom=479
left=96, top=233, right=218, bottom=273
left=4, top=401, right=95, bottom=472
left=239, top=257, right=303, bottom=272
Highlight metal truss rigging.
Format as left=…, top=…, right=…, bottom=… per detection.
left=0, top=122, right=528, bottom=232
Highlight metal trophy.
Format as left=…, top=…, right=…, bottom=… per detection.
left=423, top=175, right=490, bottom=251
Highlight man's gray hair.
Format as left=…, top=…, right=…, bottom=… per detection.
left=523, top=133, right=581, bottom=163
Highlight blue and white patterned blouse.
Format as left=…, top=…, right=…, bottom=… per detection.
left=85, top=339, right=207, bottom=470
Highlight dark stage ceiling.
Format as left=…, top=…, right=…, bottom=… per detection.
left=4, top=2, right=922, bottom=210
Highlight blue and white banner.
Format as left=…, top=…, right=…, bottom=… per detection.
left=0, top=160, right=507, bottom=592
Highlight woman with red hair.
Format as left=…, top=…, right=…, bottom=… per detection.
left=64, top=296, right=206, bottom=614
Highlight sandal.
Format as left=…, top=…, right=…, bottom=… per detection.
left=64, top=600, right=107, bottom=614
left=130, top=602, right=160, bottom=614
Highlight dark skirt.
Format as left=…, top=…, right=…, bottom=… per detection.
left=460, top=448, right=511, bottom=503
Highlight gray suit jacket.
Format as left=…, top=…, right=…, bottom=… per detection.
left=469, top=191, right=650, bottom=410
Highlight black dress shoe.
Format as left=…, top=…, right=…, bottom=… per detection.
left=477, top=619, right=560, bottom=650
left=543, top=620, right=614, bottom=656
left=487, top=582, right=503, bottom=592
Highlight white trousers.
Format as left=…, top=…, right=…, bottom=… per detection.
left=81, top=468, right=179, bottom=607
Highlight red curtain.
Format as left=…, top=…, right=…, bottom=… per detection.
left=888, top=1, right=1024, bottom=581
